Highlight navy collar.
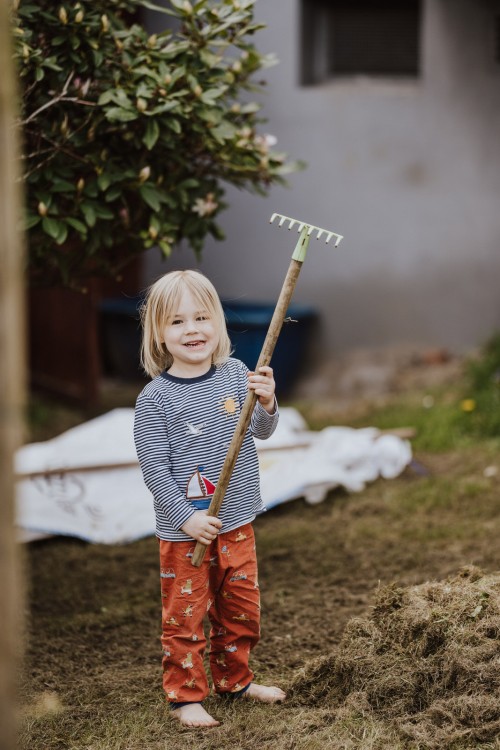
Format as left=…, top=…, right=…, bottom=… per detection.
left=160, top=365, right=216, bottom=384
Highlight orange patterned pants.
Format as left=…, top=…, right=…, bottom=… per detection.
left=158, top=523, right=260, bottom=704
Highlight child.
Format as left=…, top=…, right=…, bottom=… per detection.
left=134, top=269, right=286, bottom=728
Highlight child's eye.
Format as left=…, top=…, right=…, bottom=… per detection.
left=171, top=319, right=182, bottom=325
left=197, top=315, right=209, bottom=321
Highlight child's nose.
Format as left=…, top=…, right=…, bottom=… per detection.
left=185, top=318, right=199, bottom=332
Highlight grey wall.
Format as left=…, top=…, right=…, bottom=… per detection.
left=145, top=0, right=500, bottom=354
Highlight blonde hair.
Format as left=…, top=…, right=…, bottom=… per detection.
left=140, top=269, right=232, bottom=378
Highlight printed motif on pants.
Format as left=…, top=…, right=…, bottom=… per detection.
left=159, top=523, right=260, bottom=703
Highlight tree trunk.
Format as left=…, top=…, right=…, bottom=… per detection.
left=0, top=6, right=26, bottom=750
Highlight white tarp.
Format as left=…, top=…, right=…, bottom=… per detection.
left=16, top=408, right=412, bottom=544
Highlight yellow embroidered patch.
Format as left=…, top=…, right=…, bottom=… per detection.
left=220, top=395, right=238, bottom=416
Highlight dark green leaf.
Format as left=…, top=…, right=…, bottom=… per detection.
left=159, top=40, right=190, bottom=58
left=136, top=82, right=154, bottom=99
left=209, top=222, right=225, bottom=241
left=104, top=186, right=122, bottom=202
left=158, top=240, right=172, bottom=256
left=143, top=119, right=160, bottom=150
left=98, top=89, right=133, bottom=108
left=42, top=217, right=64, bottom=240
left=17, top=4, right=40, bottom=16
left=197, top=107, right=222, bottom=124
left=240, top=102, right=261, bottom=113
left=139, top=0, right=177, bottom=16
left=81, top=203, right=97, bottom=227
left=55, top=223, right=69, bottom=245
left=199, top=49, right=220, bottom=67
left=165, top=118, right=181, bottom=134
left=92, top=50, right=104, bottom=67
left=211, top=121, right=237, bottom=141
left=169, top=0, right=187, bottom=10
left=133, top=66, right=162, bottom=83
left=104, top=107, right=139, bottom=123
left=94, top=205, right=114, bottom=220
left=139, top=184, right=162, bottom=211
left=148, top=101, right=179, bottom=116
left=97, top=173, right=112, bottom=191
left=51, top=179, right=76, bottom=193
left=42, top=57, right=63, bottom=71
left=83, top=181, right=99, bottom=198
left=24, top=214, right=41, bottom=230
left=200, top=86, right=228, bottom=104
left=65, top=217, right=88, bottom=233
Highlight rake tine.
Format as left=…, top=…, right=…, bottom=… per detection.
left=269, top=212, right=342, bottom=247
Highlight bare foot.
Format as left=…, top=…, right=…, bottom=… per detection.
left=243, top=683, right=287, bottom=704
left=171, top=703, right=220, bottom=728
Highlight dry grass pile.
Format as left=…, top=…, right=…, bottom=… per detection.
left=290, top=566, right=500, bottom=749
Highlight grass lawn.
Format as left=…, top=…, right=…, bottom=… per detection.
left=19, top=367, right=500, bottom=750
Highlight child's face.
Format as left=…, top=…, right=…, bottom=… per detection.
left=162, top=288, right=219, bottom=377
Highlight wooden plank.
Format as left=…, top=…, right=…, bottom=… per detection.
left=0, top=6, right=25, bottom=746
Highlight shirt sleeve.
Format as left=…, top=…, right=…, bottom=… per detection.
left=134, top=393, right=196, bottom=531
left=236, top=360, right=279, bottom=440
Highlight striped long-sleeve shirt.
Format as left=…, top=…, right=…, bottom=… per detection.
left=133, top=358, right=279, bottom=541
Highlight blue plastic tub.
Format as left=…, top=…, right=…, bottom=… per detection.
left=99, top=296, right=318, bottom=394
left=222, top=300, right=317, bottom=395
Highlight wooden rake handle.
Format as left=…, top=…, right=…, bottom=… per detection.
left=190, top=257, right=303, bottom=567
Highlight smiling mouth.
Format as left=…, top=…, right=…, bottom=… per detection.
left=184, top=340, right=206, bottom=348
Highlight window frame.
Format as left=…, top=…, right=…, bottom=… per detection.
left=300, top=0, right=422, bottom=86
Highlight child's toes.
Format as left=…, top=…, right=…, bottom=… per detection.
left=243, top=684, right=287, bottom=704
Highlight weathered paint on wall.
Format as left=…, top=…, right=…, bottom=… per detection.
left=145, top=0, right=500, bottom=353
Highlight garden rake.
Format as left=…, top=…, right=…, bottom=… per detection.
left=191, top=213, right=343, bottom=567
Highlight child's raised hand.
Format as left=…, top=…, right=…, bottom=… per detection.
left=181, top=510, right=222, bottom=545
left=247, top=366, right=276, bottom=413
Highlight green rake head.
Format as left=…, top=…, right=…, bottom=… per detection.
left=269, top=212, right=343, bottom=262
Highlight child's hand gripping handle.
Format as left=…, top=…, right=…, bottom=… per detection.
left=191, top=257, right=303, bottom=568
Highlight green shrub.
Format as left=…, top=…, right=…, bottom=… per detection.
left=14, top=0, right=300, bottom=286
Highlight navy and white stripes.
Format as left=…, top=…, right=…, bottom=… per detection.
left=134, top=358, right=279, bottom=541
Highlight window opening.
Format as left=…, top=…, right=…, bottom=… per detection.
left=301, top=0, right=422, bottom=85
